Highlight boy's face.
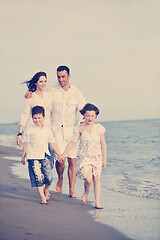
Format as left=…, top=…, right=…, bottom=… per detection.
left=32, top=113, right=45, bottom=127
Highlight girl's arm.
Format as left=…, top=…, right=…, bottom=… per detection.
left=62, top=141, right=76, bottom=158
left=21, top=142, right=29, bottom=165
left=100, top=133, right=107, bottom=170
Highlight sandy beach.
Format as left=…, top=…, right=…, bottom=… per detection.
left=0, top=145, right=134, bottom=240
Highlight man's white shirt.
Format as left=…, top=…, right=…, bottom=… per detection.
left=49, top=85, right=86, bottom=140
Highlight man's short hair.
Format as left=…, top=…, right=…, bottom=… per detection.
left=57, top=65, right=70, bottom=75
left=32, top=106, right=45, bottom=117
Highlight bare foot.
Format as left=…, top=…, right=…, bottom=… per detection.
left=81, top=193, right=88, bottom=204
left=45, top=191, right=51, bottom=201
left=95, top=204, right=103, bottom=209
left=56, top=179, right=63, bottom=193
left=68, top=192, right=79, bottom=199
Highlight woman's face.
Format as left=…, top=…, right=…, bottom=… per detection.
left=35, top=76, right=47, bottom=91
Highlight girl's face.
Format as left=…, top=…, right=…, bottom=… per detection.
left=84, top=110, right=96, bottom=125
left=35, top=76, right=47, bottom=91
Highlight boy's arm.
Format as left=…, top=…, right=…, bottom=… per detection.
left=100, top=134, right=107, bottom=170
left=50, top=142, right=61, bottom=156
left=61, top=141, right=76, bottom=159
left=21, top=142, right=29, bottom=165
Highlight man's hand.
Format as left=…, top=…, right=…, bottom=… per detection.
left=17, top=135, right=22, bottom=147
left=25, top=91, right=33, bottom=99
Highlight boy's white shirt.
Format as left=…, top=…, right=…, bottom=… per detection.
left=23, top=125, right=55, bottom=159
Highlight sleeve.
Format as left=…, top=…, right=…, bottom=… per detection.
left=76, top=88, right=86, bottom=112
left=75, top=88, right=86, bottom=125
left=19, top=99, right=31, bottom=127
left=98, top=124, right=105, bottom=135
left=71, top=126, right=80, bottom=143
left=48, top=129, right=56, bottom=143
left=23, top=129, right=31, bottom=142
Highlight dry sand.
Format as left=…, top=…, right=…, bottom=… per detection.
left=0, top=145, right=134, bottom=240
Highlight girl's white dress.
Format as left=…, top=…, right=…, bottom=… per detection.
left=73, top=123, right=105, bottom=180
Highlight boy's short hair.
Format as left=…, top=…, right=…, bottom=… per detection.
left=80, top=103, right=99, bottom=116
left=57, top=65, right=70, bottom=75
left=32, top=106, right=45, bottom=117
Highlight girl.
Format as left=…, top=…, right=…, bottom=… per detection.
left=59, top=103, right=107, bottom=209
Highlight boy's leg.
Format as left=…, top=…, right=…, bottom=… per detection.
left=37, top=186, right=47, bottom=204
left=81, top=169, right=92, bottom=204
left=92, top=175, right=102, bottom=208
left=41, top=156, right=53, bottom=199
left=28, top=160, right=47, bottom=203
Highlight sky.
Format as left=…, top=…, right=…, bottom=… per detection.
left=1, top=0, right=160, bottom=123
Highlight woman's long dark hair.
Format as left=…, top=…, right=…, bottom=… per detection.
left=23, top=72, right=47, bottom=92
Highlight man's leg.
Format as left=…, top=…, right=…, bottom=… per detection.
left=68, top=157, right=78, bottom=198
left=55, top=160, right=65, bottom=193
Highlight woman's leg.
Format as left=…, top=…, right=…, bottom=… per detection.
left=81, top=169, right=92, bottom=204
left=93, top=175, right=102, bottom=208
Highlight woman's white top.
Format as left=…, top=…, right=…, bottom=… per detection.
left=19, top=92, right=52, bottom=130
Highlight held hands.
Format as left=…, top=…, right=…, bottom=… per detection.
left=57, top=154, right=66, bottom=164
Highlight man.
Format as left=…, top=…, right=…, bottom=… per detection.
left=49, top=66, right=86, bottom=198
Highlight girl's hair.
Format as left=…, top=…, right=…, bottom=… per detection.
left=80, top=103, right=100, bottom=116
left=23, top=72, right=47, bottom=92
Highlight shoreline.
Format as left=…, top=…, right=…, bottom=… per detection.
left=0, top=145, right=133, bottom=240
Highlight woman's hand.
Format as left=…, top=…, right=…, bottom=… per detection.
left=25, top=91, right=33, bottom=99
left=17, top=135, right=22, bottom=147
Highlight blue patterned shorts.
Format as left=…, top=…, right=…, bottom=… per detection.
left=28, top=154, right=53, bottom=187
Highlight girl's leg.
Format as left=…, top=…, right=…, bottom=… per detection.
left=81, top=169, right=92, bottom=204
left=93, top=175, right=102, bottom=208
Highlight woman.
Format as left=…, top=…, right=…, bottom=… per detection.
left=17, top=71, right=52, bottom=147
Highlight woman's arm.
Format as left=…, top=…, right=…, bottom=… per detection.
left=100, top=133, right=107, bottom=170
left=21, top=142, right=29, bottom=165
left=17, top=99, right=31, bottom=147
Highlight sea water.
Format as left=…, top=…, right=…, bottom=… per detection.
left=0, top=119, right=160, bottom=240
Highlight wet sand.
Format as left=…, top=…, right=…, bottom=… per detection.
left=0, top=145, right=133, bottom=240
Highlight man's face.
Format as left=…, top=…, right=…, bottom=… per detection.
left=57, top=70, right=70, bottom=88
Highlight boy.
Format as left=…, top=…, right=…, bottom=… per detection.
left=21, top=105, right=62, bottom=204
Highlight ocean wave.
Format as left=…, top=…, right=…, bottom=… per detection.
left=105, top=174, right=160, bottom=200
